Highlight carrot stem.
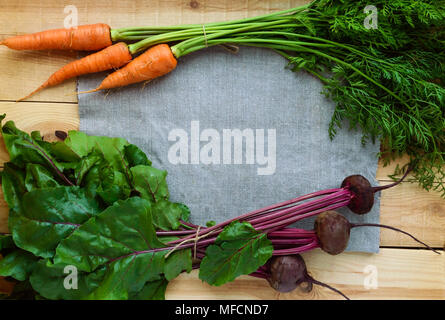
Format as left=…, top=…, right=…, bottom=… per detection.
left=112, top=3, right=312, bottom=40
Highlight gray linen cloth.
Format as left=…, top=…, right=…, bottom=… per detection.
left=78, top=46, right=381, bottom=252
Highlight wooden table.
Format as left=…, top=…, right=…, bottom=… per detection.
left=0, top=0, right=444, bottom=300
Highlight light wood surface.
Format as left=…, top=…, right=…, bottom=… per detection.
left=0, top=0, right=443, bottom=300
left=167, top=249, right=445, bottom=300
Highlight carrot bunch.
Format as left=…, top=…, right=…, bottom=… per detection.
left=1, top=5, right=315, bottom=100
left=2, top=23, right=180, bottom=101
left=1, top=5, right=313, bottom=100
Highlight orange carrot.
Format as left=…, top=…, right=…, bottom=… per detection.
left=18, top=42, right=132, bottom=101
left=83, top=44, right=177, bottom=93
left=0, top=23, right=112, bottom=51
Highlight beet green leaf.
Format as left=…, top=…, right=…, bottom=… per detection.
left=29, top=260, right=107, bottom=300
left=130, top=165, right=169, bottom=202
left=0, top=249, right=39, bottom=281
left=1, top=163, right=27, bottom=212
left=124, top=144, right=152, bottom=167
left=129, top=278, right=168, bottom=300
left=199, top=221, right=273, bottom=286
left=0, top=116, right=71, bottom=185
left=130, top=165, right=189, bottom=230
left=63, top=131, right=129, bottom=173
left=54, top=197, right=169, bottom=299
left=151, top=200, right=191, bottom=231
left=24, top=164, right=60, bottom=191
left=9, top=186, right=101, bottom=258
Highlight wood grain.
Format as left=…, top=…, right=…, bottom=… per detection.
left=379, top=182, right=445, bottom=248
left=377, top=155, right=444, bottom=183
left=0, top=47, right=77, bottom=103
left=166, top=248, right=445, bottom=300
left=0, top=0, right=311, bottom=33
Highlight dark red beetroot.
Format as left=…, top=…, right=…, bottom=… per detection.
left=341, top=175, right=374, bottom=215
left=314, top=210, right=440, bottom=255
left=341, top=168, right=412, bottom=215
left=267, top=255, right=349, bottom=299
left=267, top=255, right=305, bottom=292
left=314, top=211, right=350, bottom=255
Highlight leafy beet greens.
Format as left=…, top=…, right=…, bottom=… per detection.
left=0, top=116, right=271, bottom=300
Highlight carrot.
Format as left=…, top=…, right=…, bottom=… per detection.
left=82, top=44, right=177, bottom=93
left=0, top=23, right=112, bottom=51
left=17, top=42, right=132, bottom=102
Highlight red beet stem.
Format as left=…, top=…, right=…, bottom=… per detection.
left=258, top=198, right=351, bottom=233
left=252, top=190, right=351, bottom=229
left=272, top=240, right=320, bottom=255
left=157, top=229, right=197, bottom=236
left=166, top=188, right=345, bottom=246
left=249, top=189, right=351, bottom=226
left=270, top=238, right=315, bottom=245
left=268, top=228, right=316, bottom=239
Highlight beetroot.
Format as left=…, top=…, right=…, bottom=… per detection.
left=267, top=255, right=305, bottom=292
left=314, top=210, right=350, bottom=255
left=341, top=167, right=412, bottom=215
left=341, top=175, right=374, bottom=215
left=314, top=210, right=440, bottom=255
left=266, top=255, right=349, bottom=299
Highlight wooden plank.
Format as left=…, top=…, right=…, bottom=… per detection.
left=166, top=248, right=445, bottom=300
left=379, top=182, right=445, bottom=248
left=0, top=47, right=77, bottom=103
left=0, top=0, right=311, bottom=33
